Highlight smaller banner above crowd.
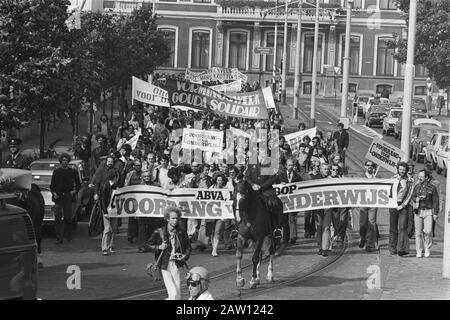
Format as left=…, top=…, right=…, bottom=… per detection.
left=209, top=80, right=242, bottom=93
left=181, top=128, right=224, bottom=153
left=284, top=127, right=317, bottom=154
left=185, top=67, right=248, bottom=83
left=107, top=185, right=234, bottom=219
left=131, top=76, right=170, bottom=107
left=273, top=178, right=398, bottom=213
left=365, top=138, right=404, bottom=174
left=166, top=79, right=269, bottom=119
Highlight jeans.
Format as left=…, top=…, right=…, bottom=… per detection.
left=304, top=210, right=316, bottom=236
left=54, top=193, right=73, bottom=242
left=389, top=206, right=410, bottom=253
left=359, top=207, right=378, bottom=248
left=102, top=216, right=118, bottom=252
left=331, top=207, right=348, bottom=240
left=414, top=209, right=433, bottom=254
left=127, top=217, right=138, bottom=239
left=314, top=209, right=332, bottom=251
left=161, top=260, right=181, bottom=300
left=407, top=205, right=415, bottom=238
left=137, top=218, right=150, bottom=249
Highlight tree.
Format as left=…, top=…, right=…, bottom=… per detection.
left=0, top=0, right=73, bottom=156
left=393, top=0, right=450, bottom=91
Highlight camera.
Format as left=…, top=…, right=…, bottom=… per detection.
left=172, top=253, right=183, bottom=261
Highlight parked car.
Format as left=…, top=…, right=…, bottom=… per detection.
left=29, top=159, right=90, bottom=230
left=362, top=97, right=390, bottom=114
left=364, top=104, right=389, bottom=127
left=436, top=139, right=448, bottom=176
left=412, top=97, right=428, bottom=113
left=354, top=95, right=370, bottom=116
left=393, top=112, right=429, bottom=139
left=425, top=132, right=448, bottom=170
left=382, top=108, right=403, bottom=136
left=0, top=170, right=37, bottom=300
left=410, top=125, right=447, bottom=163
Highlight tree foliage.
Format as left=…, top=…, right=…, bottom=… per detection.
left=0, top=0, right=72, bottom=131
left=393, top=0, right=450, bottom=89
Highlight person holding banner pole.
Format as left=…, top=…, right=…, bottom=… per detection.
left=357, top=161, right=379, bottom=252
left=389, top=161, right=414, bottom=256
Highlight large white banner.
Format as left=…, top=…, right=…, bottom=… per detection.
left=131, top=76, right=169, bottom=107
left=107, top=185, right=234, bottom=219
left=284, top=127, right=317, bottom=153
left=181, top=128, right=224, bottom=153
left=273, top=178, right=398, bottom=213
left=366, top=138, right=405, bottom=174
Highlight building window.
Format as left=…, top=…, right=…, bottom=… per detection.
left=160, top=0, right=177, bottom=2
left=415, top=65, right=427, bottom=77
left=376, top=37, right=395, bottom=76
left=193, top=0, right=212, bottom=2
left=341, top=0, right=363, bottom=8
left=415, top=86, right=427, bottom=95
left=340, top=83, right=358, bottom=93
left=159, top=28, right=176, bottom=68
left=265, top=32, right=283, bottom=71
left=303, top=34, right=323, bottom=73
left=229, top=31, right=247, bottom=70
left=303, top=82, right=320, bottom=94
left=376, top=84, right=393, bottom=94
left=379, top=0, right=396, bottom=9
left=191, top=30, right=210, bottom=68
left=341, top=35, right=361, bottom=75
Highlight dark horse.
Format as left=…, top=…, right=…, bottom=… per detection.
left=233, top=179, right=282, bottom=289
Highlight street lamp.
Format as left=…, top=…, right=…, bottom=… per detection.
left=340, top=0, right=353, bottom=120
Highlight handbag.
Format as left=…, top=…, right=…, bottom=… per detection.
left=146, top=249, right=164, bottom=281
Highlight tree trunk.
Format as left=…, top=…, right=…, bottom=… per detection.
left=75, top=111, right=79, bottom=136
left=110, top=89, right=115, bottom=128
left=447, top=88, right=450, bottom=116
left=89, top=101, right=94, bottom=133
left=39, top=111, right=46, bottom=158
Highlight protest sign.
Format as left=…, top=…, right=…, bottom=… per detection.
left=107, top=185, right=234, bottom=219
left=273, top=178, right=398, bottom=213
left=131, top=76, right=169, bottom=107
left=229, top=126, right=251, bottom=139
left=210, top=80, right=242, bottom=93
left=365, top=138, right=404, bottom=173
left=184, top=67, right=248, bottom=83
left=166, top=80, right=269, bottom=119
left=117, top=128, right=142, bottom=150
left=284, top=127, right=317, bottom=154
left=262, top=87, right=276, bottom=109
left=181, top=128, right=224, bottom=153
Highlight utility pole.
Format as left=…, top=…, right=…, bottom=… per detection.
left=293, top=0, right=302, bottom=120
left=340, top=0, right=353, bottom=119
left=309, top=0, right=319, bottom=128
left=281, top=0, right=289, bottom=105
left=444, top=118, right=450, bottom=279
left=272, top=0, right=279, bottom=98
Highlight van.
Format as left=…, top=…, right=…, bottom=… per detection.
left=0, top=169, right=37, bottom=300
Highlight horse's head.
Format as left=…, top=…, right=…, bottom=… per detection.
left=234, top=179, right=251, bottom=224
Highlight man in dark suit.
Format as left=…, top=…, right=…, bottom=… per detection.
left=278, top=157, right=302, bottom=245
left=244, top=147, right=282, bottom=238
left=333, top=123, right=349, bottom=166
left=2, top=138, right=31, bottom=170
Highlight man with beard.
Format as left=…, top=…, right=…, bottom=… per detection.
left=124, top=159, right=144, bottom=246
left=357, top=161, right=379, bottom=252
left=389, top=161, right=414, bottom=257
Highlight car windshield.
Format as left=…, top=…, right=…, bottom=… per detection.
left=359, top=97, right=369, bottom=103
left=413, top=100, right=426, bottom=108
left=30, top=162, right=60, bottom=171
left=412, top=113, right=427, bottom=119
left=372, top=107, right=388, bottom=113
left=390, top=111, right=402, bottom=118
left=419, top=129, right=441, bottom=138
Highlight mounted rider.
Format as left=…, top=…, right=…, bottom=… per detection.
left=244, top=146, right=282, bottom=238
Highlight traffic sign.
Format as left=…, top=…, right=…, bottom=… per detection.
left=254, top=47, right=274, bottom=55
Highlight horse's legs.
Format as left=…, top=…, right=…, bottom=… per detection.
left=266, top=237, right=275, bottom=283
left=250, top=238, right=264, bottom=289
left=236, top=235, right=245, bottom=288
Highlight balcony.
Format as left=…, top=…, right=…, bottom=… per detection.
left=217, top=6, right=339, bottom=23
left=104, top=0, right=146, bottom=13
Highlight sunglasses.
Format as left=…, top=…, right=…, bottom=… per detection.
left=187, top=280, right=200, bottom=287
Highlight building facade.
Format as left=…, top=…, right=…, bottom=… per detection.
left=98, top=0, right=434, bottom=99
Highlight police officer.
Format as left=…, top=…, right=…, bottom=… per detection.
left=244, top=147, right=282, bottom=238
left=2, top=138, right=31, bottom=170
